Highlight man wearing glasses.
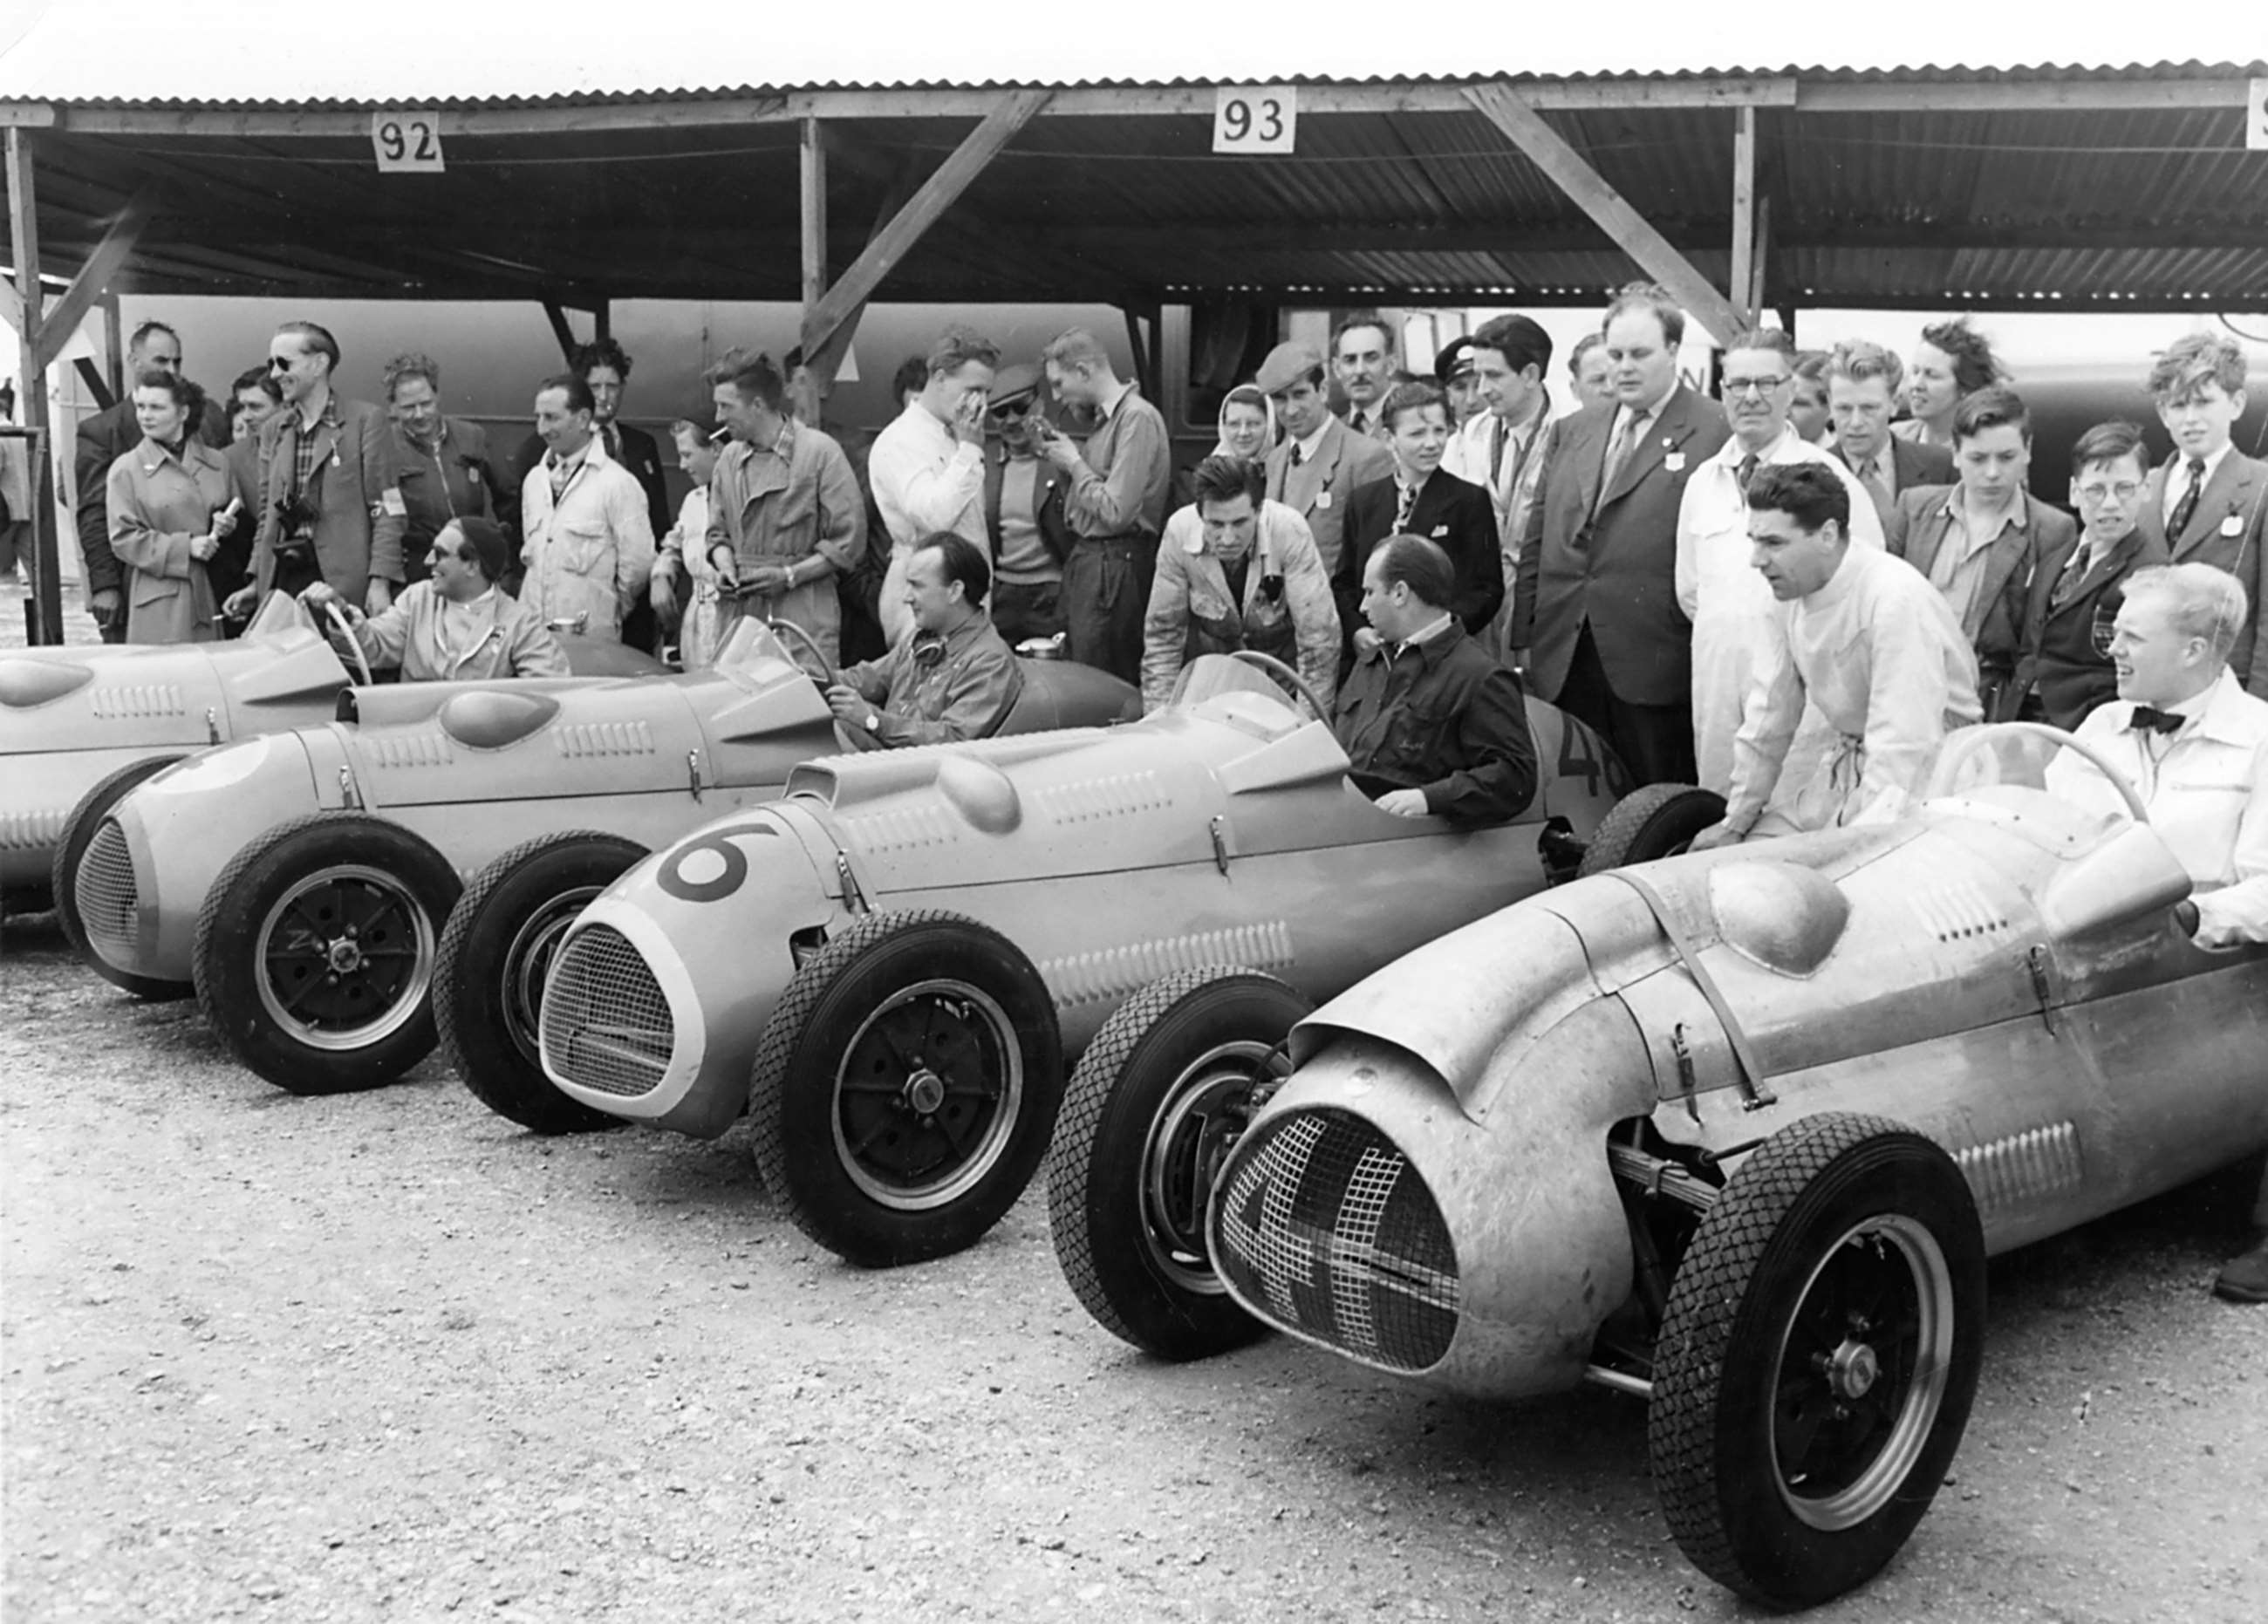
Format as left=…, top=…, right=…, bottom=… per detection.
left=1676, top=329, right=1882, bottom=798
left=227, top=322, right=407, bottom=624
left=1989, top=420, right=2168, bottom=730
left=980, top=364, right=1074, bottom=646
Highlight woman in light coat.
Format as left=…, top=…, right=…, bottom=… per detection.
left=106, top=369, right=239, bottom=644
left=1143, top=454, right=1339, bottom=714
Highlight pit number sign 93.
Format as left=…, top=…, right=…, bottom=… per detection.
left=2250, top=78, right=2268, bottom=152
left=1213, top=86, right=1297, bottom=155
left=371, top=112, right=446, bottom=174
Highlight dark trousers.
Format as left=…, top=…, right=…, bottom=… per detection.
left=1554, top=622, right=1696, bottom=789
left=993, top=577, right=1065, bottom=646
left=1061, top=536, right=1154, bottom=685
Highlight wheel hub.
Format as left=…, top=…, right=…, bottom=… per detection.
left=904, top=1066, right=947, bottom=1116
left=1821, top=1335, right=1880, bottom=1400
left=324, top=935, right=365, bottom=975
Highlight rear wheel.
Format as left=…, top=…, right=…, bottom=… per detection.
left=1577, top=784, right=1725, bottom=877
left=436, top=830, right=646, bottom=1133
left=1047, top=966, right=1307, bottom=1361
left=1649, top=1112, right=1985, bottom=1608
left=53, top=754, right=187, bottom=998
left=194, top=814, right=461, bottom=1095
left=748, top=910, right=1063, bottom=1266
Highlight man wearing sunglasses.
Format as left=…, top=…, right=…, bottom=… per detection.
left=299, top=517, right=567, bottom=681
left=981, top=364, right=1075, bottom=645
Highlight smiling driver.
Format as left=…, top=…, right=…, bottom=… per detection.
left=1694, top=463, right=1978, bottom=846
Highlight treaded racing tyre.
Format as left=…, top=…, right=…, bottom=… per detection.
left=1575, top=784, right=1726, bottom=878
left=194, top=812, right=461, bottom=1095
left=435, top=829, right=645, bottom=1134
left=1046, top=965, right=1307, bottom=1361
left=748, top=910, right=1063, bottom=1267
left=1649, top=1112, right=1985, bottom=1609
left=53, top=753, right=188, bottom=997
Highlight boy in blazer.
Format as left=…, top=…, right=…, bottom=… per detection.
left=1336, top=379, right=1500, bottom=660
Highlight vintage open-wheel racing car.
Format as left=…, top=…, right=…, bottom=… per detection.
left=533, top=652, right=1663, bottom=1270
left=65, top=617, right=1137, bottom=1095
left=1043, top=723, right=2268, bottom=1609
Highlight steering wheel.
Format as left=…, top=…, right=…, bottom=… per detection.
left=764, top=618, right=839, bottom=689
left=1229, top=650, right=1330, bottom=725
left=319, top=599, right=375, bottom=687
left=1925, top=720, right=2148, bottom=823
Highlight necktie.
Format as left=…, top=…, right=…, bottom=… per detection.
left=603, top=424, right=622, bottom=461
left=2128, top=704, right=2184, bottom=735
left=2050, top=544, right=2094, bottom=610
left=1350, top=409, right=1368, bottom=438
left=2167, top=457, right=2207, bottom=542
left=548, top=455, right=571, bottom=502
left=1595, top=413, right=1641, bottom=515
left=1289, top=442, right=1304, bottom=468
left=1489, top=414, right=1510, bottom=484
left=1862, top=454, right=1895, bottom=508
left=1734, top=453, right=1759, bottom=495
left=1394, top=481, right=1418, bottom=534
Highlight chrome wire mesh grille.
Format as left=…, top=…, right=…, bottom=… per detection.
left=77, top=818, right=139, bottom=963
left=539, top=925, right=674, bottom=1099
left=1214, top=1109, right=1458, bottom=1374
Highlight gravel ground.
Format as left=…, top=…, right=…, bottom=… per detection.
left=4, top=579, right=2265, bottom=1622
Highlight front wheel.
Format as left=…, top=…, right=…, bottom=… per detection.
left=435, top=830, right=646, bottom=1133
left=1648, top=1112, right=1985, bottom=1609
left=747, top=910, right=1063, bottom=1267
left=1576, top=784, right=1725, bottom=878
left=53, top=754, right=187, bottom=997
left=194, top=813, right=461, bottom=1095
left=1046, top=966, right=1308, bottom=1361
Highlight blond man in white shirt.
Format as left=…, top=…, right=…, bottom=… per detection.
left=2045, top=563, right=2268, bottom=1300
left=867, top=327, right=998, bottom=646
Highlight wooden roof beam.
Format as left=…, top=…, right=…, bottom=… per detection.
left=30, top=184, right=153, bottom=370
left=1463, top=83, right=1744, bottom=345
left=800, top=89, right=1051, bottom=384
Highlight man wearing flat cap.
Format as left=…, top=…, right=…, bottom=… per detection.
left=1259, top=340, right=1393, bottom=581
left=299, top=516, right=569, bottom=680
left=981, top=363, right=1076, bottom=645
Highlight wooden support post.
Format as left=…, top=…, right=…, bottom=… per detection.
left=1731, top=106, right=1758, bottom=331
left=541, top=299, right=577, bottom=362
left=99, top=290, right=123, bottom=400
left=799, top=116, right=831, bottom=389
left=1120, top=305, right=1151, bottom=401
left=800, top=89, right=1052, bottom=386
left=5, top=126, right=62, bottom=645
left=1464, top=83, right=1745, bottom=346
left=72, top=356, right=113, bottom=413
left=592, top=300, right=610, bottom=344
left=33, top=186, right=155, bottom=372
left=1750, top=194, right=1773, bottom=324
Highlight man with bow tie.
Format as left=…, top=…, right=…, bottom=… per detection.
left=2043, top=563, right=2268, bottom=1302
left=824, top=533, right=1021, bottom=749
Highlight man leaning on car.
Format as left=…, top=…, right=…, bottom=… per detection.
left=1331, top=533, right=1535, bottom=822
left=2042, top=563, right=2268, bottom=1302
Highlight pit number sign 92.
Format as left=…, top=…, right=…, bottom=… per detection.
left=371, top=112, right=446, bottom=174
left=1213, top=86, right=1297, bottom=155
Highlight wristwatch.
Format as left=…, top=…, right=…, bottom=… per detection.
left=863, top=712, right=879, bottom=734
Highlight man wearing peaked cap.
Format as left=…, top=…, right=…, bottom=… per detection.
left=982, top=362, right=1076, bottom=645
left=1434, top=336, right=1479, bottom=427
left=1258, top=340, right=1392, bottom=582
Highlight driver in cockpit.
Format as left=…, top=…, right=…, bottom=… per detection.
left=823, top=533, right=1021, bottom=749
left=300, top=516, right=568, bottom=681
left=1330, top=533, right=1535, bottom=822
left=2043, top=563, right=2268, bottom=1304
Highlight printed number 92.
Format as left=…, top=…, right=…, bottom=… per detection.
left=378, top=120, right=438, bottom=162
left=1221, top=98, right=1285, bottom=144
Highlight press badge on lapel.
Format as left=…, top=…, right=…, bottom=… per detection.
left=2224, top=514, right=2245, bottom=537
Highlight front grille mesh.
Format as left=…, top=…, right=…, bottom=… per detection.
left=539, top=925, right=674, bottom=1099
left=77, top=818, right=139, bottom=963
left=1214, top=1109, right=1458, bottom=1374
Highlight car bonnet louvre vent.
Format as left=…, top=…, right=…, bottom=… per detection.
left=1213, top=1108, right=1458, bottom=1373
left=541, top=925, right=674, bottom=1098
left=78, top=817, right=139, bottom=961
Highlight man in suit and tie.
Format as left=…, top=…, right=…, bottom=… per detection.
left=2139, top=331, right=2268, bottom=695
left=1336, top=380, right=1501, bottom=659
left=1445, top=314, right=1555, bottom=658
left=1513, top=283, right=1731, bottom=787
left=1258, top=340, right=1393, bottom=579
left=1991, top=420, right=2168, bottom=729
left=1886, top=386, right=2077, bottom=720
left=1331, top=314, right=1398, bottom=441
left=1827, top=339, right=1955, bottom=530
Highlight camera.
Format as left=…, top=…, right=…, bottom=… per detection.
left=273, top=490, right=321, bottom=534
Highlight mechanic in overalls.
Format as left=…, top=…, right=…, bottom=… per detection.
left=2042, top=563, right=2268, bottom=1302
left=824, top=533, right=1021, bottom=750
left=1694, top=462, right=1980, bottom=845
left=1139, top=454, right=1339, bottom=716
